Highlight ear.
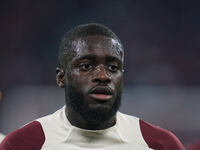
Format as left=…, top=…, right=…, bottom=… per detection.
left=56, top=67, right=65, bottom=88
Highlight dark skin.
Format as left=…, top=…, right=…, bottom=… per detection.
left=56, top=35, right=124, bottom=130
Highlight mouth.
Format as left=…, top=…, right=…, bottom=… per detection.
left=89, top=86, right=113, bottom=101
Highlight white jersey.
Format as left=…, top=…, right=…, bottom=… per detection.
left=0, top=106, right=184, bottom=150
left=37, top=106, right=150, bottom=150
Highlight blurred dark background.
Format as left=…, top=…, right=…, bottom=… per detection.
left=0, top=0, right=200, bottom=147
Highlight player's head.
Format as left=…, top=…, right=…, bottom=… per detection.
left=56, top=23, right=124, bottom=128
left=58, top=23, right=124, bottom=68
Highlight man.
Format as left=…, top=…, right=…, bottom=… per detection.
left=0, top=23, right=185, bottom=150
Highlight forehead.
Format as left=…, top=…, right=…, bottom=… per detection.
left=71, top=35, right=124, bottom=61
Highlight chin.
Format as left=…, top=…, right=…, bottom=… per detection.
left=65, top=84, right=122, bottom=125
left=83, top=106, right=117, bottom=125
left=88, top=102, right=113, bottom=111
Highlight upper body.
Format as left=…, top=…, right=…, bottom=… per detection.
left=0, top=106, right=184, bottom=150
left=0, top=23, right=185, bottom=150
left=0, top=133, right=5, bottom=143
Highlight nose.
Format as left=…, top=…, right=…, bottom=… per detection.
left=92, top=65, right=111, bottom=84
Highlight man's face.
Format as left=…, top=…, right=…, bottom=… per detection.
left=64, top=35, right=124, bottom=124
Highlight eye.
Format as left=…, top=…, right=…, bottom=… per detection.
left=108, top=65, right=119, bottom=72
left=79, top=63, right=93, bottom=71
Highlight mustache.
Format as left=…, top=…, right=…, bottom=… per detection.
left=89, top=86, right=114, bottom=95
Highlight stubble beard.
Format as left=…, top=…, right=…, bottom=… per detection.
left=65, top=83, right=122, bottom=127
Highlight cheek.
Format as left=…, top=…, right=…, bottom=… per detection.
left=112, top=73, right=123, bottom=88
left=66, top=70, right=91, bottom=90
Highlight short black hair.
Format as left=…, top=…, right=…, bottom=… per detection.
left=59, top=23, right=123, bottom=67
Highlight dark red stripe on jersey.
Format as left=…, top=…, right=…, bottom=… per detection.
left=0, top=121, right=45, bottom=150
left=139, top=120, right=185, bottom=150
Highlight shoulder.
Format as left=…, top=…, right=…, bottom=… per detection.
left=116, top=112, right=141, bottom=134
left=0, top=121, right=45, bottom=150
left=36, top=106, right=71, bottom=148
left=116, top=112, right=149, bottom=147
left=117, top=112, right=139, bottom=123
left=139, top=119, right=185, bottom=150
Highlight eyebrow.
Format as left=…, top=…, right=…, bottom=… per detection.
left=105, top=56, right=122, bottom=64
left=76, top=54, right=122, bottom=64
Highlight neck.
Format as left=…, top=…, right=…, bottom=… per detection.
left=65, top=106, right=116, bottom=130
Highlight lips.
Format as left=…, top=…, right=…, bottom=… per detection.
left=89, top=86, right=113, bottom=101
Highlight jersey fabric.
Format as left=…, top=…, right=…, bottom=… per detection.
left=0, top=133, right=5, bottom=143
left=0, top=106, right=184, bottom=150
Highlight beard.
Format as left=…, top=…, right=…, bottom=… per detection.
left=65, top=83, right=122, bottom=126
